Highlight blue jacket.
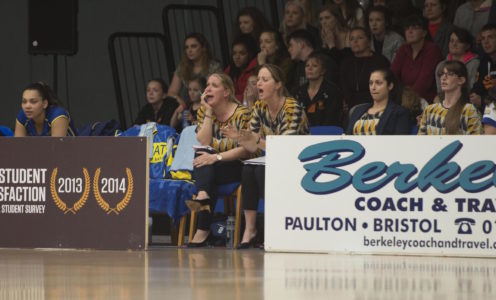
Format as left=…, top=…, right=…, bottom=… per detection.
left=347, top=101, right=411, bottom=135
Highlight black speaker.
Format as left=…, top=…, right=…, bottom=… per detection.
left=28, top=0, right=78, bottom=55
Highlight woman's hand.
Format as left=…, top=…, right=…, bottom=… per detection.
left=257, top=49, right=268, bottom=65
left=321, top=28, right=336, bottom=49
left=220, top=123, right=241, bottom=140
left=238, top=129, right=259, bottom=153
left=193, top=152, right=218, bottom=168
left=201, top=92, right=213, bottom=115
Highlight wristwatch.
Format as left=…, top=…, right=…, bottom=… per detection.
left=216, top=154, right=223, bottom=161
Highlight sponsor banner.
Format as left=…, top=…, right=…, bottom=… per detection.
left=266, top=136, right=496, bottom=257
left=0, top=137, right=148, bottom=250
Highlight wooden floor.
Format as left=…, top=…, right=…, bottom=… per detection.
left=1, top=246, right=495, bottom=300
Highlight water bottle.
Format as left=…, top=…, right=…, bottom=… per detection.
left=182, top=110, right=190, bottom=129
left=226, top=216, right=235, bottom=248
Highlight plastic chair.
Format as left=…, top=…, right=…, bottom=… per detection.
left=411, top=125, right=419, bottom=135
left=309, top=126, right=344, bottom=135
left=0, top=126, right=14, bottom=136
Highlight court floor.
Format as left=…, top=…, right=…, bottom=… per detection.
left=0, top=246, right=495, bottom=300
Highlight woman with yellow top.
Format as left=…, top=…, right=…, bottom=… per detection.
left=222, top=64, right=309, bottom=249
left=347, top=68, right=410, bottom=135
left=418, top=60, right=482, bottom=135
left=186, top=72, right=251, bottom=247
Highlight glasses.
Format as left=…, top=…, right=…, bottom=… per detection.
left=437, top=71, right=457, bottom=78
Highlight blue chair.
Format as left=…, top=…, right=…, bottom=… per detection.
left=309, top=126, right=344, bottom=135
left=411, top=125, right=419, bottom=135
left=0, top=126, right=13, bottom=136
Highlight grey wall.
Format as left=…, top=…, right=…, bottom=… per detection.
left=0, top=0, right=214, bottom=130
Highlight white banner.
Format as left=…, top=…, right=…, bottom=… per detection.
left=265, top=136, right=496, bottom=257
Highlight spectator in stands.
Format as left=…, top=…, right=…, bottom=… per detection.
left=233, top=7, right=272, bottom=45
left=367, top=5, right=404, bottom=62
left=339, top=27, right=390, bottom=111
left=136, top=78, right=179, bottom=127
left=15, top=82, right=78, bottom=137
left=435, top=27, right=480, bottom=93
left=224, top=34, right=258, bottom=102
left=287, top=29, right=339, bottom=93
left=280, top=0, right=320, bottom=46
left=168, top=33, right=221, bottom=99
left=243, top=75, right=258, bottom=110
left=482, top=86, right=496, bottom=134
left=173, top=75, right=206, bottom=127
left=401, top=86, right=426, bottom=127
left=294, top=52, right=344, bottom=126
left=369, top=0, right=421, bottom=35
left=418, top=60, right=482, bottom=134
left=221, top=64, right=309, bottom=249
left=331, top=0, right=365, bottom=27
left=454, top=0, right=496, bottom=40
left=470, top=24, right=496, bottom=111
left=319, top=4, right=353, bottom=64
left=301, top=0, right=319, bottom=26
left=257, top=29, right=295, bottom=89
left=391, top=15, right=443, bottom=102
left=423, top=0, right=453, bottom=57
left=347, top=68, right=410, bottom=135
left=186, top=73, right=251, bottom=247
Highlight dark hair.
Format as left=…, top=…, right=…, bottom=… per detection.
left=189, top=75, right=207, bottom=91
left=178, top=32, right=214, bottom=81
left=423, top=0, right=448, bottom=18
left=480, top=23, right=496, bottom=34
left=306, top=51, right=331, bottom=75
left=366, top=5, right=392, bottom=30
left=450, top=27, right=473, bottom=52
left=288, top=29, right=317, bottom=49
left=260, top=29, right=291, bottom=65
left=439, top=60, right=470, bottom=134
left=233, top=7, right=273, bottom=42
left=370, top=68, right=400, bottom=103
left=350, top=26, right=372, bottom=41
left=320, top=4, right=349, bottom=30
left=229, top=34, right=258, bottom=81
left=23, top=82, right=59, bottom=106
left=148, top=78, right=168, bottom=92
left=403, top=15, right=429, bottom=32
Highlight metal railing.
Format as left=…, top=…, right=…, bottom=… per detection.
left=108, top=32, right=173, bottom=128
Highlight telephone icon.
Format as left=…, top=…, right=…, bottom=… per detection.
left=454, top=218, right=475, bottom=234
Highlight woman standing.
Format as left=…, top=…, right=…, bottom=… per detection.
left=222, top=64, right=309, bottom=249
left=15, top=82, right=78, bottom=137
left=186, top=73, right=251, bottom=247
left=167, top=33, right=221, bottom=99
left=347, top=68, right=410, bottom=135
left=419, top=60, right=482, bottom=135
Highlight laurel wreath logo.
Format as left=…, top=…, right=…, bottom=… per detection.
left=93, top=168, right=134, bottom=215
left=50, top=168, right=91, bottom=214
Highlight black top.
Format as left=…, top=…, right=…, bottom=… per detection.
left=294, top=79, right=343, bottom=127
left=135, top=97, right=179, bottom=126
left=346, top=101, right=411, bottom=135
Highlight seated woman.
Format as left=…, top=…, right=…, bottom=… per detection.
left=167, top=33, right=221, bottom=99
left=367, top=5, right=404, bottom=63
left=347, top=68, right=410, bottom=135
left=224, top=34, right=258, bottom=102
left=418, top=60, right=482, bottom=135
left=319, top=4, right=353, bottom=64
left=172, top=75, right=206, bottom=128
left=483, top=86, right=496, bottom=134
left=242, top=74, right=258, bottom=110
left=280, top=0, right=320, bottom=46
left=15, top=82, right=78, bottom=137
left=294, top=51, right=343, bottom=126
left=257, top=29, right=295, bottom=89
left=222, top=64, right=309, bottom=249
left=186, top=73, right=251, bottom=247
left=435, top=27, right=479, bottom=93
left=135, top=78, right=179, bottom=127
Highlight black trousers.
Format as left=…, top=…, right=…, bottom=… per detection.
left=193, top=160, right=243, bottom=230
left=241, top=165, right=265, bottom=211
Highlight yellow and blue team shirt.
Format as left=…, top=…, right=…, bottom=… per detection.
left=352, top=111, right=384, bottom=135
left=482, top=102, right=496, bottom=129
left=197, top=104, right=251, bottom=152
left=16, top=106, right=78, bottom=136
left=250, top=97, right=309, bottom=137
left=418, top=102, right=482, bottom=135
